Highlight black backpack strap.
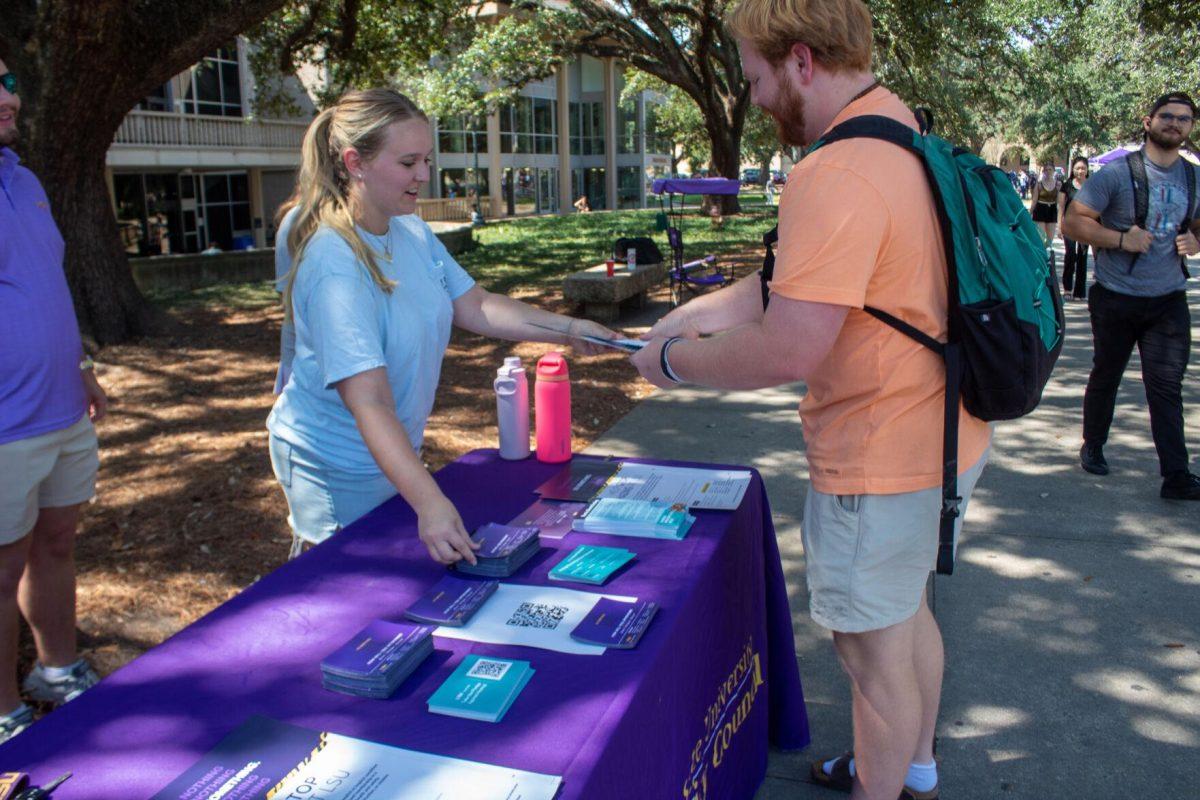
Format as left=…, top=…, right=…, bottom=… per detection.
left=914, top=107, right=934, bottom=135
left=1126, top=151, right=1149, bottom=273
left=760, top=226, right=779, bottom=310
left=1179, top=162, right=1196, bottom=278
left=937, top=343, right=964, bottom=575
left=813, top=115, right=923, bottom=157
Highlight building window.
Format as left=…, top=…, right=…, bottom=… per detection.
left=183, top=45, right=243, bottom=117
left=113, top=173, right=181, bottom=256
left=137, top=84, right=172, bottom=113
left=201, top=172, right=252, bottom=250
left=617, top=101, right=640, bottom=155
left=440, top=168, right=489, bottom=200
left=570, top=101, right=605, bottom=156
left=437, top=115, right=487, bottom=155
left=645, top=104, right=671, bottom=155
left=573, top=167, right=607, bottom=211
left=499, top=97, right=557, bottom=155
left=617, top=166, right=641, bottom=208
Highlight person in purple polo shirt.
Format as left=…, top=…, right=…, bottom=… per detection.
left=0, top=57, right=108, bottom=743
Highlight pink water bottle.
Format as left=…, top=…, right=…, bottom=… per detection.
left=535, top=351, right=572, bottom=463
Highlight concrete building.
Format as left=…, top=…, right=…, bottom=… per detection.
left=431, top=55, right=673, bottom=217
left=106, top=41, right=313, bottom=256
left=106, top=37, right=671, bottom=255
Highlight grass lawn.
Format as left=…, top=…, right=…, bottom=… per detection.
left=459, top=199, right=778, bottom=294
left=145, top=196, right=778, bottom=309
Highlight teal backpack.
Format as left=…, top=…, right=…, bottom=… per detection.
left=802, top=114, right=1064, bottom=575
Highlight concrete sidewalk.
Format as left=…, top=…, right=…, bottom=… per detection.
left=585, top=247, right=1199, bottom=799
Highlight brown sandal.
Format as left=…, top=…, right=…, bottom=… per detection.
left=809, top=751, right=940, bottom=799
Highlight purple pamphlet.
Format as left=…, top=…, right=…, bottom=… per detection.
left=404, top=574, right=498, bottom=627
left=321, top=619, right=432, bottom=680
left=507, top=498, right=588, bottom=540
left=534, top=457, right=620, bottom=502
left=570, top=598, right=659, bottom=649
left=471, top=522, right=540, bottom=558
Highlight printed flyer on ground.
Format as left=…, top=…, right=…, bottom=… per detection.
left=151, top=715, right=561, bottom=800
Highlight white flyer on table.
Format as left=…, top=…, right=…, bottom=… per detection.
left=434, top=583, right=633, bottom=656
left=597, top=463, right=752, bottom=510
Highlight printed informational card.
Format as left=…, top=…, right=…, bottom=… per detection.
left=427, top=655, right=534, bottom=723
left=433, top=583, right=634, bottom=656
left=535, top=457, right=621, bottom=502
left=548, top=545, right=636, bottom=585
left=571, top=598, right=659, bottom=649
left=507, top=498, right=589, bottom=540
left=321, top=620, right=432, bottom=681
left=151, top=715, right=562, bottom=800
left=597, top=463, right=751, bottom=510
left=403, top=574, right=498, bottom=627
left=471, top=523, right=540, bottom=559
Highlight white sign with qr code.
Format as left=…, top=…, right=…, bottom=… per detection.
left=466, top=658, right=512, bottom=681
left=435, top=583, right=635, bottom=655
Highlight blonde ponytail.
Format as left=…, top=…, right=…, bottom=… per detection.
left=283, top=89, right=428, bottom=320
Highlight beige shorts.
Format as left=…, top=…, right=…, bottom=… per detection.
left=0, top=415, right=99, bottom=544
left=801, top=450, right=989, bottom=633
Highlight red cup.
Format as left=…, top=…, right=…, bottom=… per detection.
left=605, top=259, right=615, bottom=277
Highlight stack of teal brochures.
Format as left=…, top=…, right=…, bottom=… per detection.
left=572, top=498, right=696, bottom=540
left=548, top=545, right=636, bottom=585
left=427, top=655, right=534, bottom=723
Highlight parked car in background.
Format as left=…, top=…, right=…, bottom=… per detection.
left=771, top=170, right=787, bottom=185
left=741, top=168, right=762, bottom=184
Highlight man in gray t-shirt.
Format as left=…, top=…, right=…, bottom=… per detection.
left=1063, top=91, right=1200, bottom=500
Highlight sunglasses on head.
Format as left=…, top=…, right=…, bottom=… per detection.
left=0, top=73, right=16, bottom=95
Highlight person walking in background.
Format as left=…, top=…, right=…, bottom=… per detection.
left=1062, top=91, right=1200, bottom=500
left=0, top=58, right=107, bottom=743
left=1059, top=156, right=1092, bottom=300
left=267, top=88, right=617, bottom=563
left=1030, top=162, right=1061, bottom=248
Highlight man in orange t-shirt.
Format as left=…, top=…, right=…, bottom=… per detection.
left=630, top=2, right=989, bottom=798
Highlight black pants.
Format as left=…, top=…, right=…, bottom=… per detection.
left=1083, top=283, right=1192, bottom=477
left=1062, top=238, right=1089, bottom=299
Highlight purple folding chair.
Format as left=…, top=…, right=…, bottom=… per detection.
left=651, top=178, right=741, bottom=307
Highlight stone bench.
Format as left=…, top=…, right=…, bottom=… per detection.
left=562, top=261, right=668, bottom=321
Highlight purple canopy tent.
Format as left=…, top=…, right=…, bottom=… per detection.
left=1089, top=145, right=1139, bottom=167
left=651, top=177, right=742, bottom=195
left=652, top=178, right=740, bottom=305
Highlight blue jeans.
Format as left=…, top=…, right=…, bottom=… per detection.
left=268, top=434, right=396, bottom=555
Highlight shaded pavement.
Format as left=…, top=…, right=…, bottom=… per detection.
left=587, top=245, right=1199, bottom=799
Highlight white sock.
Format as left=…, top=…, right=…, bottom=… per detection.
left=906, top=760, right=938, bottom=792
left=37, top=660, right=80, bottom=680
left=822, top=757, right=938, bottom=791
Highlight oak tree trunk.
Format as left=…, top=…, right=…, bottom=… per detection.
left=1, top=0, right=287, bottom=345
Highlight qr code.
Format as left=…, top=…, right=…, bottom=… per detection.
left=466, top=658, right=512, bottom=681
left=506, top=602, right=568, bottom=630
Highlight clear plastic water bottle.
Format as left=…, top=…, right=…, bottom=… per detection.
left=626, top=246, right=637, bottom=272
left=535, top=351, right=572, bottom=463
left=495, top=356, right=530, bottom=460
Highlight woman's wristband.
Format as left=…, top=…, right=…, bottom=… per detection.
left=1118, top=232, right=1124, bottom=251
left=660, top=337, right=685, bottom=384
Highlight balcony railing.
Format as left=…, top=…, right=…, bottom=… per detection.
left=417, top=196, right=490, bottom=222
left=112, top=110, right=309, bottom=151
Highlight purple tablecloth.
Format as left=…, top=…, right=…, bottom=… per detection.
left=0, top=451, right=809, bottom=798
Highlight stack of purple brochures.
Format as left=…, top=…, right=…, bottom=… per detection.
left=403, top=573, right=499, bottom=627
left=454, top=522, right=541, bottom=578
left=320, top=619, right=434, bottom=698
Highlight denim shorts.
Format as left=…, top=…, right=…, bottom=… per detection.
left=268, top=433, right=396, bottom=555
left=801, top=449, right=989, bottom=633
